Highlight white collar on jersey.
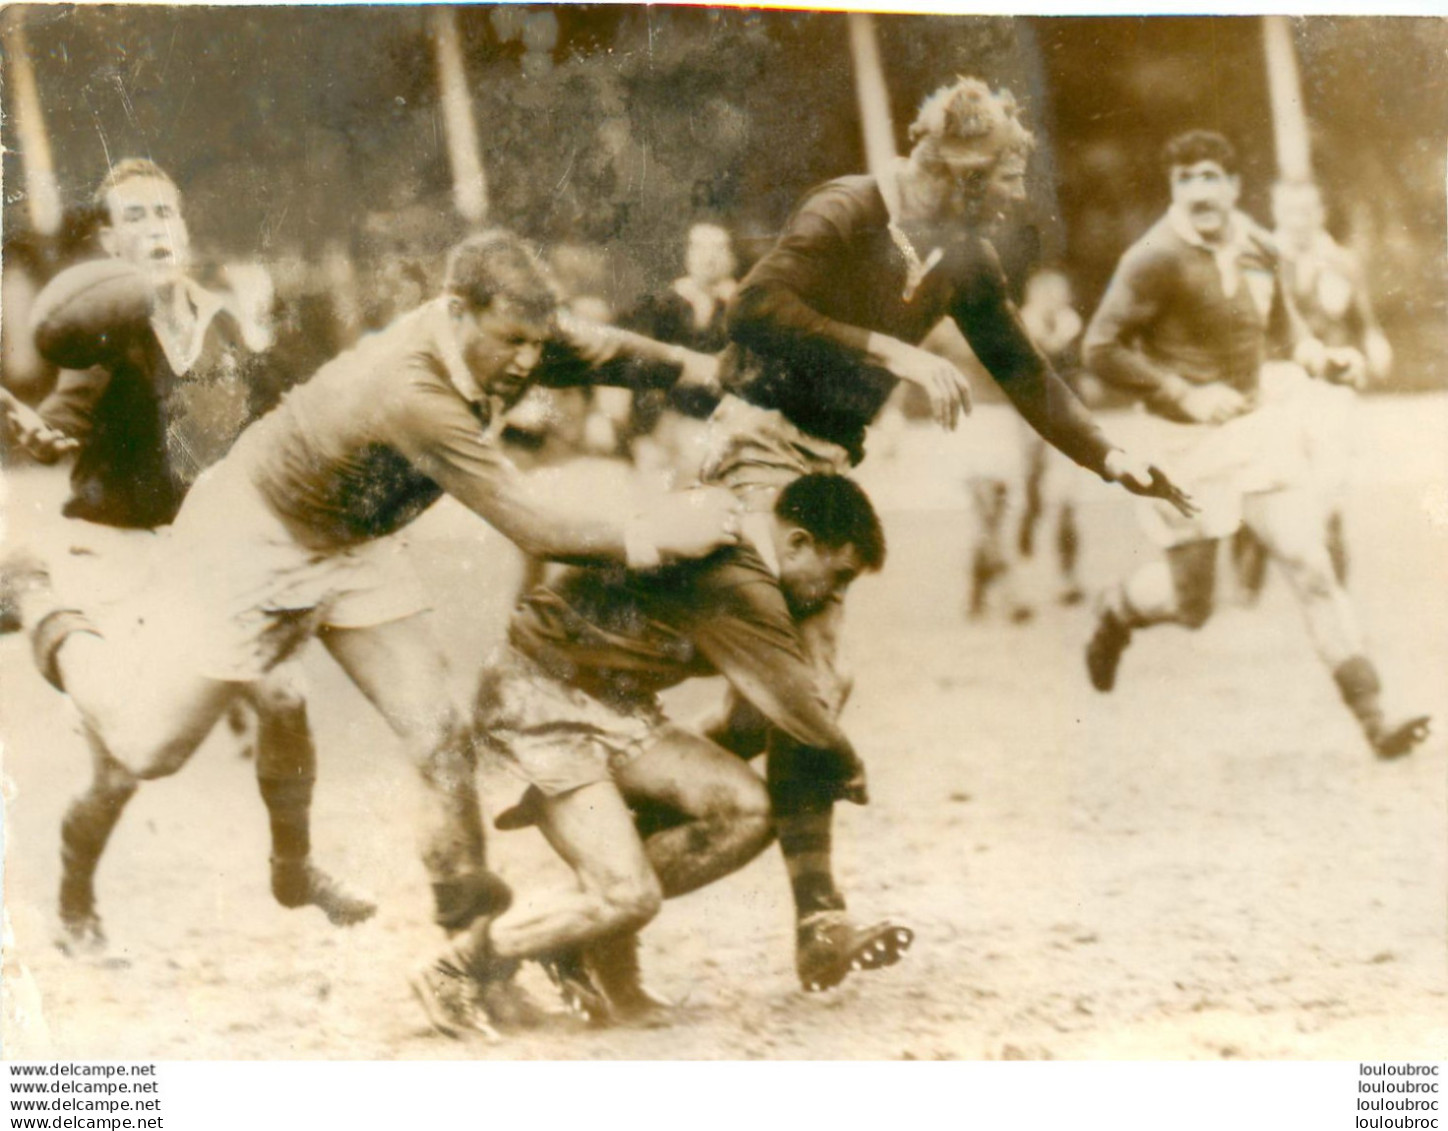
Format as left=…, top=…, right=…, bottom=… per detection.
left=671, top=275, right=736, bottom=332
left=881, top=158, right=945, bottom=302
left=427, top=299, right=484, bottom=399
left=150, top=277, right=226, bottom=376
left=1167, top=206, right=1259, bottom=298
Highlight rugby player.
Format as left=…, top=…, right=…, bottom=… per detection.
left=7, top=229, right=744, bottom=962
left=1081, top=130, right=1429, bottom=759
left=414, top=473, right=886, bottom=1036
left=701, top=76, right=1192, bottom=992
left=18, top=159, right=373, bottom=952
left=1233, top=179, right=1393, bottom=596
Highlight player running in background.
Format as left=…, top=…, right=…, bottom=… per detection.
left=1081, top=131, right=1429, bottom=759
left=6, top=230, right=744, bottom=965
left=1232, top=179, right=1394, bottom=597
left=414, top=473, right=887, bottom=1037
left=703, top=76, right=1193, bottom=993
left=17, top=159, right=373, bottom=952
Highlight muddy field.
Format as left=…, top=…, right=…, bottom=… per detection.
left=3, top=398, right=1445, bottom=1062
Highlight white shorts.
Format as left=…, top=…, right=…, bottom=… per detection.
left=473, top=646, right=661, bottom=797
left=31, top=516, right=163, bottom=625
left=1260, top=365, right=1358, bottom=507
left=120, top=466, right=429, bottom=682
left=1134, top=362, right=1314, bottom=547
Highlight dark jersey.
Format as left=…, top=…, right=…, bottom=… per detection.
left=508, top=540, right=854, bottom=764
left=622, top=284, right=730, bottom=429
left=722, top=174, right=1112, bottom=470
left=34, top=266, right=268, bottom=528
left=1083, top=211, right=1299, bottom=411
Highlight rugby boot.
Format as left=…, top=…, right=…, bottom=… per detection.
left=539, top=948, right=612, bottom=1027
left=795, top=910, right=914, bottom=993
left=410, top=958, right=501, bottom=1041
left=56, top=868, right=107, bottom=959
left=476, top=976, right=549, bottom=1032
left=585, top=931, right=672, bottom=1027
left=1334, top=656, right=1432, bottom=760
left=412, top=916, right=517, bottom=1040
left=271, top=856, right=377, bottom=927
left=1085, top=601, right=1132, bottom=692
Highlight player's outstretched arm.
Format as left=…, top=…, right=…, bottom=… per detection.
left=548, top=312, right=722, bottom=396
left=1103, top=448, right=1198, bottom=518
left=1, top=387, right=79, bottom=463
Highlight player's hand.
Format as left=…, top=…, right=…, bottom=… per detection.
left=1104, top=449, right=1198, bottom=519
left=832, top=757, right=869, bottom=806
left=555, top=311, right=620, bottom=366
left=1322, top=346, right=1368, bottom=390
left=1175, top=382, right=1248, bottom=425
left=1364, top=330, right=1393, bottom=383
left=581, top=411, right=619, bottom=456
left=879, top=340, right=973, bottom=430
left=628, top=486, right=743, bottom=568
left=2, top=395, right=79, bottom=464
left=1293, top=337, right=1329, bottom=379
left=673, top=348, right=722, bottom=395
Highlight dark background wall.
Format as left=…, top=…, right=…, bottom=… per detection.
left=4, top=8, right=1443, bottom=387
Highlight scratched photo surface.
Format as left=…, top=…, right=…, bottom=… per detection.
left=2, top=7, right=1444, bottom=1060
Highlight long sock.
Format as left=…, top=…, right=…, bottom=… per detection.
left=776, top=809, right=844, bottom=917
left=256, top=777, right=313, bottom=862
left=59, top=781, right=136, bottom=920
left=1334, top=655, right=1384, bottom=737
left=768, top=738, right=847, bottom=919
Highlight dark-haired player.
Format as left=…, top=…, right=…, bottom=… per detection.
left=417, top=474, right=888, bottom=1036
left=8, top=229, right=744, bottom=965
left=703, top=76, right=1192, bottom=991
left=1082, top=130, right=1428, bottom=759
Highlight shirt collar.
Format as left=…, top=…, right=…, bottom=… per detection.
left=741, top=512, right=781, bottom=578
left=151, top=278, right=227, bottom=375
left=425, top=298, right=486, bottom=405
left=1167, top=205, right=1252, bottom=254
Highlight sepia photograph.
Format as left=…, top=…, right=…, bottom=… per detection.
left=1, top=3, right=1444, bottom=1073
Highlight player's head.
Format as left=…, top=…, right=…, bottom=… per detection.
left=1162, top=130, right=1240, bottom=244
left=443, top=230, right=558, bottom=404
left=1272, top=180, right=1326, bottom=250
left=684, top=222, right=736, bottom=289
left=94, top=159, right=189, bottom=276
left=771, top=474, right=886, bottom=617
left=908, top=77, right=1034, bottom=224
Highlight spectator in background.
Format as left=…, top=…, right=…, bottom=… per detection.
left=619, top=221, right=736, bottom=487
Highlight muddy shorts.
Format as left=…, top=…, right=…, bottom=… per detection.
left=125, top=465, right=429, bottom=683
left=473, top=645, right=663, bottom=797
left=700, top=395, right=852, bottom=512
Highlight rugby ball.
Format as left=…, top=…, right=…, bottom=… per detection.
left=31, top=258, right=154, bottom=369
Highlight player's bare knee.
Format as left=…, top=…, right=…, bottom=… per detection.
left=598, top=869, right=663, bottom=931
left=246, top=675, right=307, bottom=717
left=1277, top=551, right=1336, bottom=603
left=413, top=709, right=476, bottom=791
left=93, top=757, right=140, bottom=798
left=112, top=735, right=190, bottom=781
